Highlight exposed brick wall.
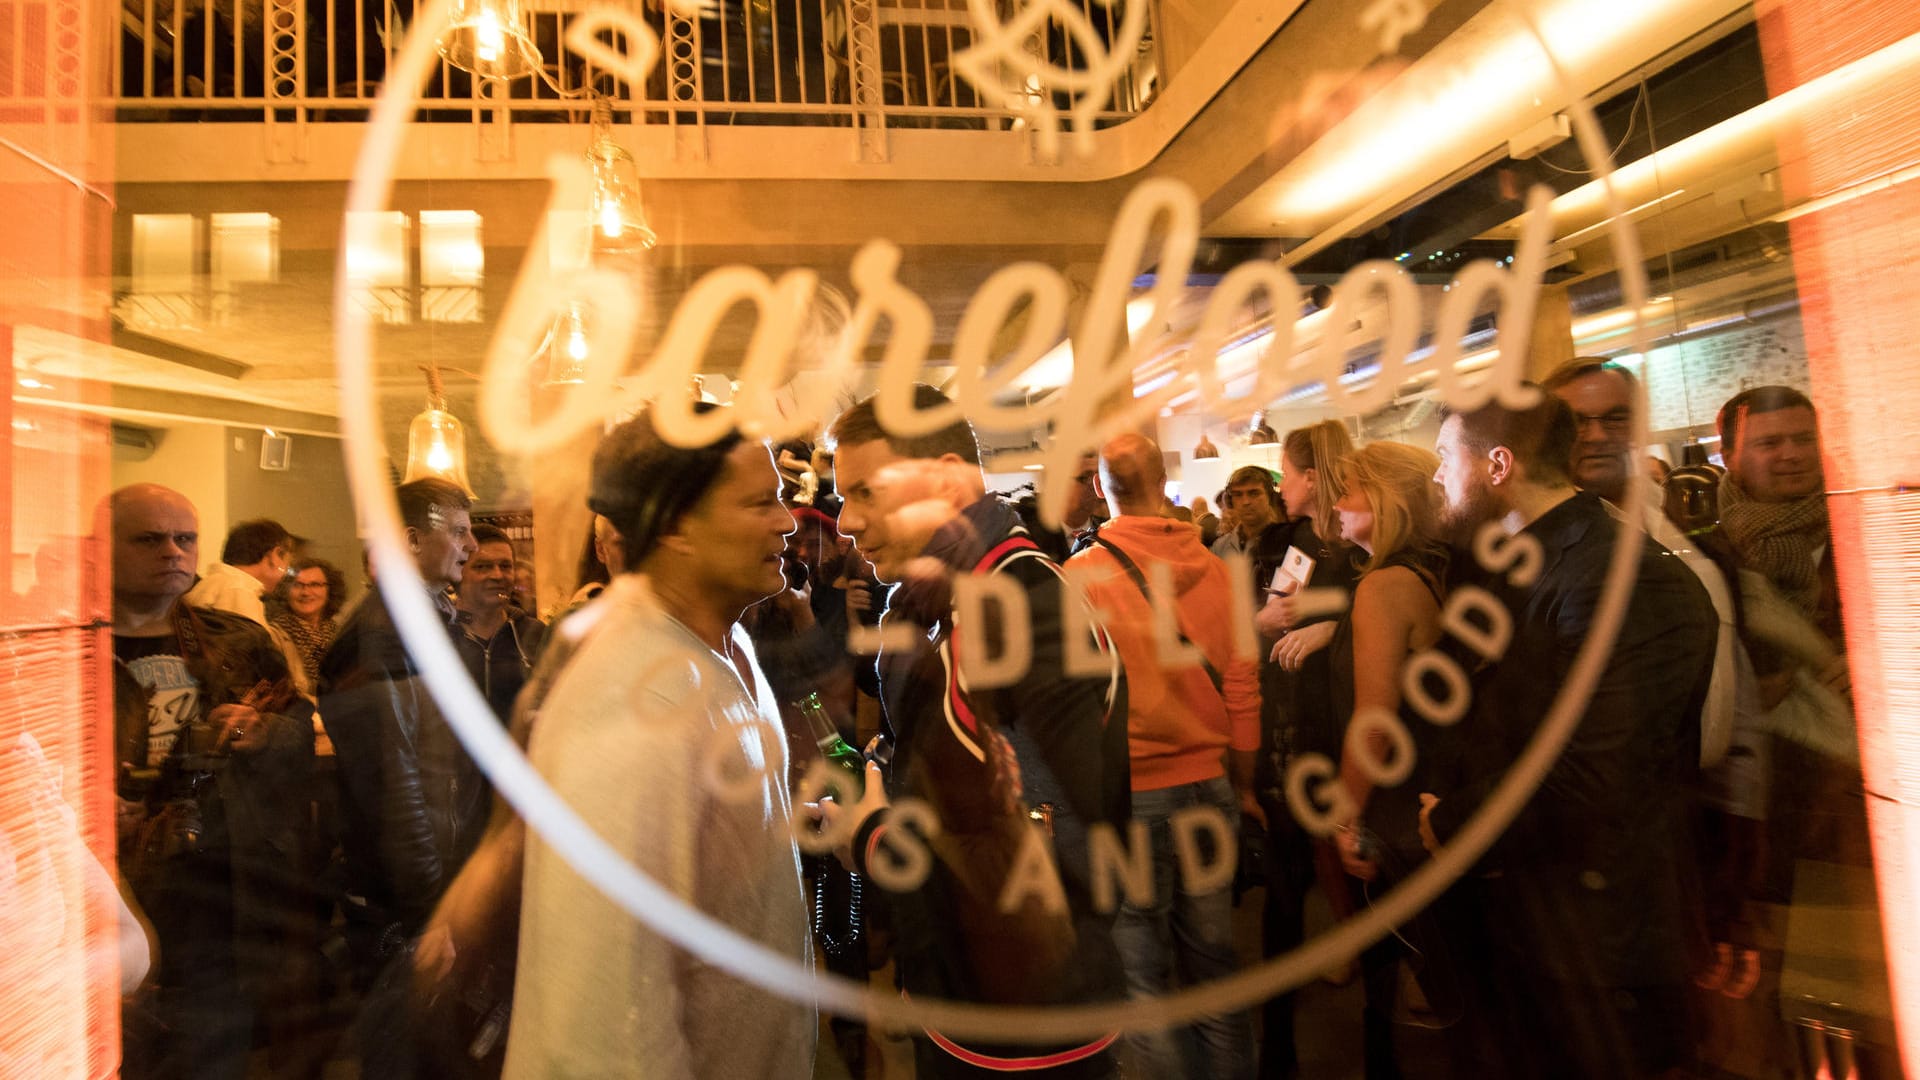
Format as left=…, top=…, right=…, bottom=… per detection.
left=1640, top=309, right=1813, bottom=434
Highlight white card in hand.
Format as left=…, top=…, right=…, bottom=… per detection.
left=1268, top=546, right=1317, bottom=596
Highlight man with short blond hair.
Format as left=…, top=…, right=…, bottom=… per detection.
left=827, top=384, right=1129, bottom=1079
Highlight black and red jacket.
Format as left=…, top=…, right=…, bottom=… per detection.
left=851, top=495, right=1130, bottom=1076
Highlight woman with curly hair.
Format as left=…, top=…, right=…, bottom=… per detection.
left=272, top=555, right=345, bottom=689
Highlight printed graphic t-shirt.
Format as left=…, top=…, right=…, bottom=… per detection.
left=115, top=634, right=201, bottom=766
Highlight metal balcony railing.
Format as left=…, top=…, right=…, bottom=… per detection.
left=80, top=0, right=1158, bottom=130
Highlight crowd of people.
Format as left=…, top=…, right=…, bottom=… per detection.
left=102, top=366, right=1866, bottom=1079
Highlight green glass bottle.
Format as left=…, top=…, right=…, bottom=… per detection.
left=796, top=691, right=864, bottom=801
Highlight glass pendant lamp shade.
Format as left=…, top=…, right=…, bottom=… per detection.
left=403, top=398, right=475, bottom=494
left=543, top=302, right=592, bottom=385
left=588, top=137, right=658, bottom=254
left=439, top=0, right=540, bottom=80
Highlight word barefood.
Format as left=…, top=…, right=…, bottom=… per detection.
left=481, top=22, right=1556, bottom=529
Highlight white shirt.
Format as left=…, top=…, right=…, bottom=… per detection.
left=184, top=562, right=269, bottom=626
left=183, top=562, right=315, bottom=698
left=504, top=575, right=815, bottom=1079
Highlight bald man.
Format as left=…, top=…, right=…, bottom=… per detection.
left=109, top=484, right=314, bottom=1080
left=1066, top=434, right=1260, bottom=1078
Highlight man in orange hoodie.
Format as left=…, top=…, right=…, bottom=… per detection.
left=1067, top=433, right=1262, bottom=1079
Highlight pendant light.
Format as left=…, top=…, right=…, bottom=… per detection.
left=403, top=360, right=474, bottom=494
left=587, top=98, right=657, bottom=255
left=439, top=0, right=540, bottom=80
left=542, top=301, right=592, bottom=386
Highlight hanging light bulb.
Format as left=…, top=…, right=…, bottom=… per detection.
left=587, top=97, right=657, bottom=255
left=403, top=364, right=475, bottom=494
left=439, top=0, right=538, bottom=80
left=426, top=434, right=455, bottom=472
left=404, top=403, right=474, bottom=492
left=475, top=8, right=504, bottom=63
left=542, top=302, right=593, bottom=385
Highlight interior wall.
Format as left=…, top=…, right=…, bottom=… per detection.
left=224, top=428, right=363, bottom=604
left=112, top=420, right=228, bottom=563
left=1636, top=309, right=1814, bottom=435
left=1156, top=413, right=1236, bottom=503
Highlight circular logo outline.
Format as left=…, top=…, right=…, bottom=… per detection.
left=333, top=0, right=1656, bottom=1043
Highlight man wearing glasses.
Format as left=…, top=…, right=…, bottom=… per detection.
left=1542, top=359, right=1637, bottom=505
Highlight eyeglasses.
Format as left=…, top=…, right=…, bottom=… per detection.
left=1572, top=409, right=1632, bottom=434
left=290, top=579, right=328, bottom=590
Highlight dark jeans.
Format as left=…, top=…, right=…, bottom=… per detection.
left=1258, top=809, right=1312, bottom=1079
left=1257, top=813, right=1403, bottom=1080
left=1112, top=777, right=1254, bottom=1079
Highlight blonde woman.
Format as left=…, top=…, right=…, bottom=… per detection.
left=1323, top=440, right=1450, bottom=878
left=1261, top=419, right=1357, bottom=656
left=1251, top=418, right=1360, bottom=1078
left=1301, top=439, right=1451, bottom=1076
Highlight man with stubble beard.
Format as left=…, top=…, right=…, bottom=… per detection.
left=1419, top=390, right=1716, bottom=1080
left=453, top=523, right=547, bottom=723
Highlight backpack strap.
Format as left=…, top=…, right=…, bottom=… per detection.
left=1090, top=535, right=1225, bottom=698
left=961, top=533, right=1123, bottom=733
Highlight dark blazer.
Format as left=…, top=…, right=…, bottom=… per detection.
left=1429, top=492, right=1717, bottom=990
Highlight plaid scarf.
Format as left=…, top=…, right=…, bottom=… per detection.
left=272, top=612, right=337, bottom=686
left=1718, top=474, right=1828, bottom=614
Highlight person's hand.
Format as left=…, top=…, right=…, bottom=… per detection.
left=772, top=578, right=816, bottom=630
left=1336, top=825, right=1378, bottom=881
left=1254, top=593, right=1296, bottom=638
left=207, top=704, right=266, bottom=754
left=1269, top=621, right=1337, bottom=670
left=838, top=575, right=874, bottom=622
left=1815, top=654, right=1851, bottom=699
left=115, top=791, right=143, bottom=833
left=817, top=759, right=889, bottom=872
left=413, top=923, right=458, bottom=985
left=1418, top=793, right=1441, bottom=855
left=1239, top=792, right=1268, bottom=830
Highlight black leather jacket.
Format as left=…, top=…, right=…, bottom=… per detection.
left=319, top=588, right=491, bottom=933
left=114, top=603, right=315, bottom=987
